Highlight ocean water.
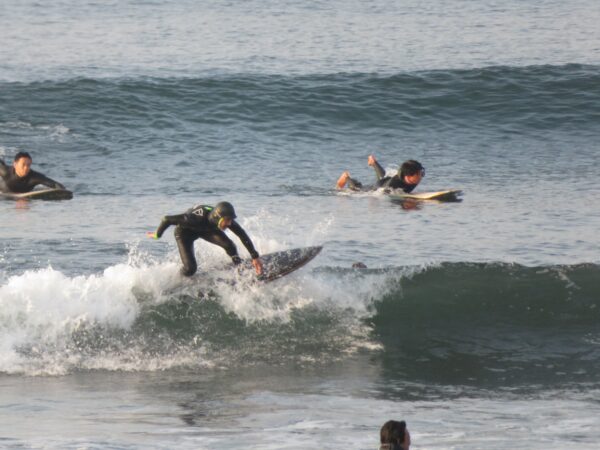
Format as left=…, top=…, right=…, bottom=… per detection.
left=1, top=0, right=600, bottom=448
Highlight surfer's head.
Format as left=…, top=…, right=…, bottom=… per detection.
left=398, top=160, right=424, bottom=186
left=209, top=201, right=237, bottom=230
left=13, top=151, right=32, bottom=178
left=380, top=420, right=410, bottom=449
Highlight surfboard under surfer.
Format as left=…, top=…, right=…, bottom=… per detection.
left=336, top=154, right=424, bottom=193
left=0, top=151, right=66, bottom=193
left=147, top=201, right=263, bottom=277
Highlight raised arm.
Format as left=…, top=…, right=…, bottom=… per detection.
left=368, top=154, right=386, bottom=180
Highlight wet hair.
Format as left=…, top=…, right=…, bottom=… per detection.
left=14, top=151, right=32, bottom=162
left=380, top=420, right=407, bottom=445
left=399, top=160, right=423, bottom=178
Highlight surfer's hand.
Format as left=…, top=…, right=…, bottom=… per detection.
left=146, top=231, right=159, bottom=239
left=367, top=154, right=377, bottom=166
left=252, top=258, right=263, bottom=275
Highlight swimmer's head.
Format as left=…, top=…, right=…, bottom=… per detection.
left=13, top=151, right=33, bottom=178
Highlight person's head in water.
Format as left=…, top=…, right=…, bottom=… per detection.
left=380, top=420, right=410, bottom=450
left=13, top=151, right=33, bottom=178
left=399, top=160, right=424, bottom=186
left=209, top=201, right=237, bottom=230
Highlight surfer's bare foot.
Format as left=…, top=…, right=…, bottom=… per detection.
left=367, top=154, right=377, bottom=166
left=336, top=171, right=350, bottom=189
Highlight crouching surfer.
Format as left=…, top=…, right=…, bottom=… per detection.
left=147, top=201, right=263, bottom=276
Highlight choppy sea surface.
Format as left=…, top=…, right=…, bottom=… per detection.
left=1, top=1, right=600, bottom=448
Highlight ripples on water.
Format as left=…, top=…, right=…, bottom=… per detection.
left=2, top=1, right=600, bottom=448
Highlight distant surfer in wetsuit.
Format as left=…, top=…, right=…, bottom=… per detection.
left=0, top=151, right=66, bottom=193
left=336, top=154, right=424, bottom=193
left=147, top=201, right=263, bottom=277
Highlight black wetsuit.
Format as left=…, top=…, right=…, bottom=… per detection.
left=347, top=159, right=418, bottom=193
left=0, top=159, right=65, bottom=193
left=154, top=204, right=259, bottom=277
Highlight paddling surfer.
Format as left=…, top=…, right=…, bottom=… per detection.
left=147, top=201, right=263, bottom=277
left=336, top=154, right=424, bottom=193
left=0, top=151, right=66, bottom=193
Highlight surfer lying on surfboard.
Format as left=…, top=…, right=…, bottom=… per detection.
left=0, top=151, right=66, bottom=193
left=147, top=201, right=263, bottom=277
left=336, top=154, right=424, bottom=193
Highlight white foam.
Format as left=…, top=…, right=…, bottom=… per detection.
left=0, top=254, right=185, bottom=374
left=0, top=235, right=399, bottom=375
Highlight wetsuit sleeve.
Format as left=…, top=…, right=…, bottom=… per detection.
left=376, top=176, right=392, bottom=188
left=228, top=221, right=259, bottom=259
left=371, top=159, right=386, bottom=180
left=29, top=170, right=65, bottom=190
left=0, top=159, right=7, bottom=177
left=155, top=213, right=187, bottom=238
left=346, top=176, right=363, bottom=191
left=383, top=176, right=416, bottom=193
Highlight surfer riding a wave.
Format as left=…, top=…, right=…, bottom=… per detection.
left=336, top=154, right=424, bottom=193
left=147, top=201, right=263, bottom=277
